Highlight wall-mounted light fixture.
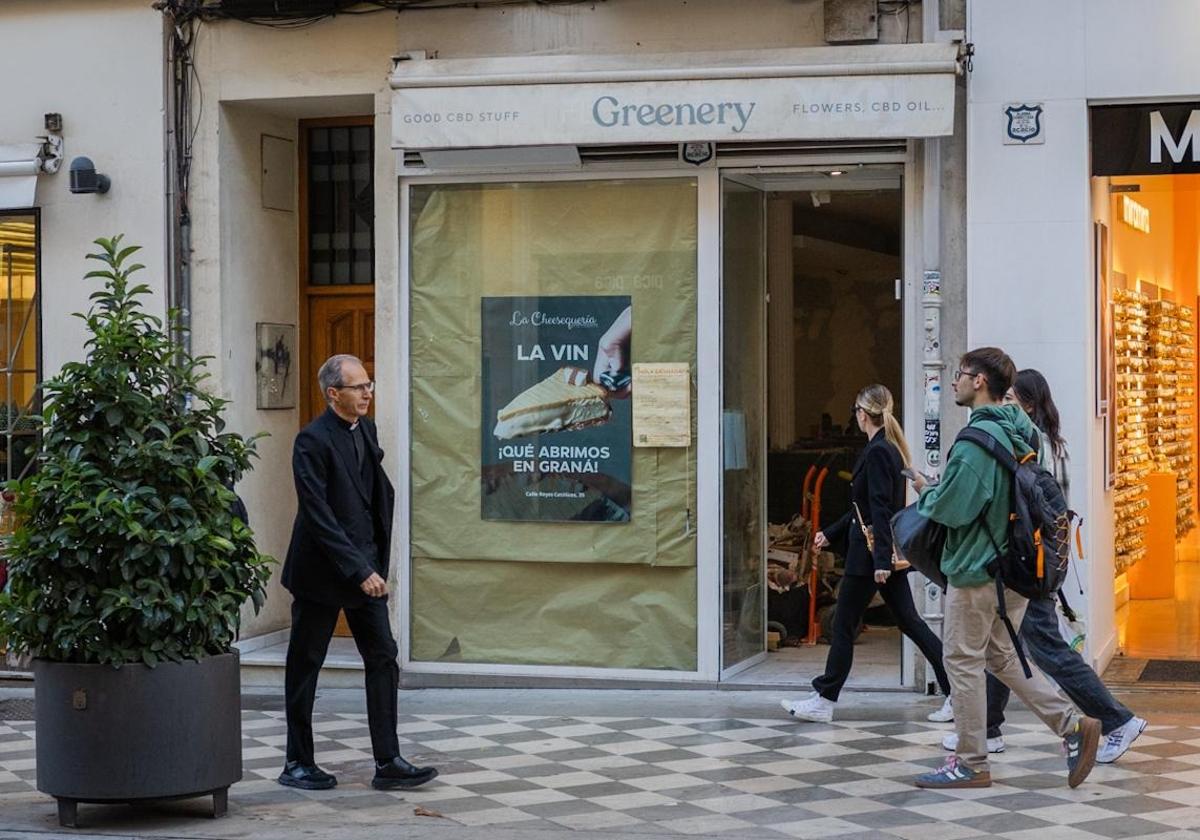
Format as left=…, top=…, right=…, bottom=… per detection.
left=68, top=157, right=109, bottom=195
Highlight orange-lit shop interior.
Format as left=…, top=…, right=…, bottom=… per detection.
left=0, top=214, right=39, bottom=484
left=1102, top=174, right=1200, bottom=661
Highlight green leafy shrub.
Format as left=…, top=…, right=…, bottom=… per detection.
left=0, top=236, right=273, bottom=666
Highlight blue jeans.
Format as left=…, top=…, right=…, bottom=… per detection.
left=986, top=595, right=1132, bottom=737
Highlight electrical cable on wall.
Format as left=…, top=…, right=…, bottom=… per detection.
left=157, top=0, right=599, bottom=29
left=155, top=1, right=205, bottom=351
left=878, top=0, right=914, bottom=44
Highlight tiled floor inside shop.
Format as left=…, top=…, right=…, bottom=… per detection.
left=726, top=627, right=904, bottom=689
left=1117, top=545, right=1200, bottom=660
left=4, top=706, right=1200, bottom=838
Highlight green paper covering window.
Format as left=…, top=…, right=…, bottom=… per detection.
left=408, top=178, right=699, bottom=670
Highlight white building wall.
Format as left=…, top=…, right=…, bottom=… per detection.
left=966, top=0, right=1200, bottom=670
left=0, top=0, right=166, bottom=373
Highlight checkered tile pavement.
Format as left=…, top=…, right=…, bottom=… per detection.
left=3, top=710, right=1200, bottom=838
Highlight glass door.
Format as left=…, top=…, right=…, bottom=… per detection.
left=721, top=178, right=767, bottom=675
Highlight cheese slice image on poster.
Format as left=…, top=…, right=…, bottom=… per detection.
left=481, top=295, right=632, bottom=523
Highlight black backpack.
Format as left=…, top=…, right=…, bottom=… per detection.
left=956, top=426, right=1073, bottom=677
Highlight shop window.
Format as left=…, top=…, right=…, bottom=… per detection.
left=305, top=123, right=374, bottom=285
left=407, top=178, right=698, bottom=670
left=0, top=212, right=40, bottom=482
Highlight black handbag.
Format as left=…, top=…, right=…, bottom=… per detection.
left=890, top=503, right=947, bottom=588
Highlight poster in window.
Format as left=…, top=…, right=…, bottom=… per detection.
left=481, top=296, right=632, bottom=522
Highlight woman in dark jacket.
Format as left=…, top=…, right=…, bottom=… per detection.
left=781, top=384, right=951, bottom=723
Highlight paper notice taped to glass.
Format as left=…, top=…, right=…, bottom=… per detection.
left=632, top=362, right=690, bottom=447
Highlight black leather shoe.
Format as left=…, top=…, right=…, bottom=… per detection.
left=278, top=761, right=337, bottom=790
left=372, top=755, right=438, bottom=790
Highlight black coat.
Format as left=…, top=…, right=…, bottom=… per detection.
left=282, top=409, right=396, bottom=608
left=822, top=434, right=906, bottom=576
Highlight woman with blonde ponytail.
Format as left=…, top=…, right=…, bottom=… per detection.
left=782, top=384, right=951, bottom=724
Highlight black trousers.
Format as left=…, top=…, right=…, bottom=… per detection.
left=284, top=596, right=400, bottom=765
left=812, top=572, right=952, bottom=702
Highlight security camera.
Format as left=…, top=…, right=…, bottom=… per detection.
left=68, top=157, right=110, bottom=195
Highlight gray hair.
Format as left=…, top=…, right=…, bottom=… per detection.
left=318, top=354, right=362, bottom=402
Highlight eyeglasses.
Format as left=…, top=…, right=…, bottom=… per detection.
left=953, top=369, right=979, bottom=381
left=336, top=381, right=375, bottom=394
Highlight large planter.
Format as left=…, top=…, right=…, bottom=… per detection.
left=34, top=651, right=242, bottom=827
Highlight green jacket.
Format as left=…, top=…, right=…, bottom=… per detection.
left=917, top=404, right=1038, bottom=588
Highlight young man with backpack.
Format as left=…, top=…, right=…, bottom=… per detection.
left=911, top=347, right=1101, bottom=789
left=938, top=371, right=1147, bottom=763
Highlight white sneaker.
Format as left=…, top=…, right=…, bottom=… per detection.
left=942, top=731, right=1005, bottom=753
left=1097, top=716, right=1147, bottom=764
left=780, top=694, right=835, bottom=723
left=927, top=697, right=954, bottom=723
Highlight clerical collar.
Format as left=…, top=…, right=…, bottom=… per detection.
left=327, top=407, right=360, bottom=431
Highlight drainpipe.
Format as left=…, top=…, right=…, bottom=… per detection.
left=162, top=11, right=191, bottom=355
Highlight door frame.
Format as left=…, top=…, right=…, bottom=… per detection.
left=298, top=114, right=375, bottom=427
left=712, top=150, right=920, bottom=688
left=715, top=175, right=769, bottom=681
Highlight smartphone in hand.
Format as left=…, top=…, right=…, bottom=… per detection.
left=902, top=467, right=937, bottom=487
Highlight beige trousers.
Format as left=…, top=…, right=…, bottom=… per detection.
left=943, top=582, right=1078, bottom=771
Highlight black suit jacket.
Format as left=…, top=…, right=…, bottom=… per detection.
left=822, top=434, right=906, bottom=576
left=282, top=409, right=396, bottom=608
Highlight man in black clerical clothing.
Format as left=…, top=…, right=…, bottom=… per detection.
left=278, top=354, right=437, bottom=791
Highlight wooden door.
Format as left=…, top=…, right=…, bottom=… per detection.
left=303, top=293, right=376, bottom=425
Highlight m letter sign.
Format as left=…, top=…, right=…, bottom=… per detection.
left=1092, top=102, right=1200, bottom=176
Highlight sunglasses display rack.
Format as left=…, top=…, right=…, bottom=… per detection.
left=1146, top=299, right=1197, bottom=538
left=1113, top=289, right=1151, bottom=576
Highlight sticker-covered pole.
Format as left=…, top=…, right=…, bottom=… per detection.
left=921, top=270, right=943, bottom=480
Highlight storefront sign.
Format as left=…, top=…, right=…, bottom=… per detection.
left=393, top=73, right=955, bottom=149
left=1120, top=195, right=1151, bottom=233
left=1092, top=102, right=1200, bottom=175
left=481, top=295, right=633, bottom=522
left=632, top=363, right=690, bottom=447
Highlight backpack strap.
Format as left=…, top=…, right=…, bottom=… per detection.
left=955, top=426, right=1024, bottom=472
left=974, top=506, right=1035, bottom=680
left=993, top=573, right=1034, bottom=679
left=960, top=427, right=1035, bottom=679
